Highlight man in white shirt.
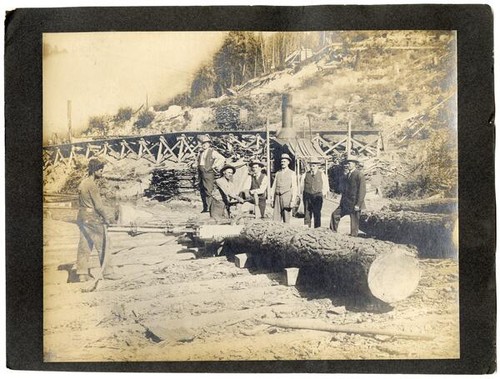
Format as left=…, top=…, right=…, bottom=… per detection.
left=242, top=160, right=269, bottom=218
left=270, top=153, right=297, bottom=223
left=299, top=157, right=329, bottom=228
left=211, top=164, right=245, bottom=219
left=197, top=134, right=225, bottom=213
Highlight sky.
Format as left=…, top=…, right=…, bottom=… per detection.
left=43, top=32, right=226, bottom=140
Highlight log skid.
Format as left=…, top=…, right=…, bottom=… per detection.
left=359, top=210, right=457, bottom=258
left=227, top=221, right=421, bottom=304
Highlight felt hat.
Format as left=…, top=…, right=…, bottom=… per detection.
left=198, top=134, right=211, bottom=144
left=88, top=158, right=105, bottom=174
left=220, top=164, right=236, bottom=175
left=250, top=160, right=265, bottom=168
left=280, top=153, right=292, bottom=162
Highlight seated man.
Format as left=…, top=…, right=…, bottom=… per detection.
left=242, top=160, right=268, bottom=218
left=210, top=164, right=245, bottom=219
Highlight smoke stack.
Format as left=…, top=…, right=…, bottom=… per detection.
left=277, top=93, right=296, bottom=139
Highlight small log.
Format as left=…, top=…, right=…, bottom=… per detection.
left=385, top=198, right=458, bottom=214
left=227, top=222, right=420, bottom=304
left=262, top=318, right=434, bottom=341
left=360, top=210, right=457, bottom=258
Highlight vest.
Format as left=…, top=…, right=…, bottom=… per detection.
left=304, top=171, right=323, bottom=195
left=275, top=170, right=293, bottom=195
left=198, top=148, right=214, bottom=168
left=251, top=173, right=267, bottom=199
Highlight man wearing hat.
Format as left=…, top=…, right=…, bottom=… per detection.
left=299, top=157, right=329, bottom=228
left=242, top=160, right=269, bottom=218
left=330, top=157, right=366, bottom=237
left=211, top=163, right=245, bottom=219
left=76, top=158, right=121, bottom=283
left=270, top=153, right=298, bottom=223
left=197, top=134, right=225, bottom=213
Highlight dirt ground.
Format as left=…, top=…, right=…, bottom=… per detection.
left=43, top=196, right=459, bottom=362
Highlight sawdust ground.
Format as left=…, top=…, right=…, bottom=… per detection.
left=43, top=196, right=459, bottom=362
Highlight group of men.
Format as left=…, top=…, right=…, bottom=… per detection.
left=74, top=134, right=366, bottom=283
left=195, top=134, right=366, bottom=235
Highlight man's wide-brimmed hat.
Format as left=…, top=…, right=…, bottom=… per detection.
left=220, top=164, right=236, bottom=175
left=280, top=153, right=292, bottom=162
left=198, top=134, right=211, bottom=144
left=309, top=157, right=322, bottom=164
left=88, top=157, right=105, bottom=174
left=250, top=160, right=265, bottom=168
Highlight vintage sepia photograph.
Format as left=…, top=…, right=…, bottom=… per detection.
left=41, top=29, right=460, bottom=362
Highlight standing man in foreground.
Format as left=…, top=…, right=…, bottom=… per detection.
left=270, top=153, right=297, bottom=223
left=242, top=160, right=269, bottom=218
left=330, top=157, right=366, bottom=237
left=299, top=157, right=329, bottom=228
left=197, top=134, right=225, bottom=213
left=76, top=158, right=121, bottom=282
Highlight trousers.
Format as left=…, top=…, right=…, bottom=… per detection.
left=199, top=167, right=215, bottom=212
left=303, top=192, right=323, bottom=228
left=330, top=206, right=360, bottom=236
left=76, top=210, right=114, bottom=276
left=273, top=192, right=292, bottom=223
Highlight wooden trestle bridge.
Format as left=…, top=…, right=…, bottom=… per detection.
left=43, top=130, right=382, bottom=169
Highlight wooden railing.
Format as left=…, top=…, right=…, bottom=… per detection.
left=43, top=130, right=381, bottom=168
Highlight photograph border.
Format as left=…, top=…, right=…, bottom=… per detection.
left=5, top=5, right=495, bottom=373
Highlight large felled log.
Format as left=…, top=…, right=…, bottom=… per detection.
left=385, top=198, right=458, bottom=214
left=360, top=210, right=457, bottom=258
left=227, top=222, right=420, bottom=304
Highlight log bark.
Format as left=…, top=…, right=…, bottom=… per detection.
left=385, top=198, right=458, bottom=214
left=360, top=210, right=457, bottom=258
left=227, top=222, right=420, bottom=304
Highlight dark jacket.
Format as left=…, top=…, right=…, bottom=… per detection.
left=340, top=169, right=366, bottom=212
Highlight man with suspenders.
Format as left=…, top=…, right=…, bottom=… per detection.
left=197, top=134, right=225, bottom=213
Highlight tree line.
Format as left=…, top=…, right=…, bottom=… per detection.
left=163, top=31, right=330, bottom=108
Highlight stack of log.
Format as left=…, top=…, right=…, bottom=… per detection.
left=360, top=208, right=457, bottom=258
left=227, top=222, right=421, bottom=305
left=215, top=105, right=240, bottom=129
left=144, top=167, right=197, bottom=202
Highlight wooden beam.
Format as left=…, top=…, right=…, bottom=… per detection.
left=138, top=138, right=155, bottom=161
left=156, top=141, right=163, bottom=163
left=158, top=136, right=177, bottom=163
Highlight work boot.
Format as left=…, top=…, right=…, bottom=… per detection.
left=103, top=273, right=122, bottom=281
left=78, top=274, right=91, bottom=282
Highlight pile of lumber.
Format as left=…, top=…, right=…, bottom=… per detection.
left=144, top=168, right=197, bottom=202
left=227, top=222, right=421, bottom=304
left=360, top=210, right=457, bottom=258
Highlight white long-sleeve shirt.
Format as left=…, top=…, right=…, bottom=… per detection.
left=198, top=147, right=225, bottom=171
left=243, top=172, right=269, bottom=195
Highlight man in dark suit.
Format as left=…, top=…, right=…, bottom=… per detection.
left=330, top=157, right=366, bottom=237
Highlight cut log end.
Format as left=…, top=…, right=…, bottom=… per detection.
left=368, top=248, right=421, bottom=303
